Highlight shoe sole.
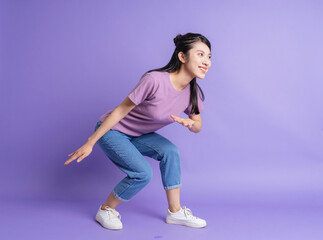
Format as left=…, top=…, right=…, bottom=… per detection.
left=166, top=218, right=207, bottom=228
left=95, top=215, right=123, bottom=230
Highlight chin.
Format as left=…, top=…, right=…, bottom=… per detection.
left=196, top=74, right=206, bottom=79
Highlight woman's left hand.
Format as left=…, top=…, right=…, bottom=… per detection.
left=170, top=114, right=195, bottom=129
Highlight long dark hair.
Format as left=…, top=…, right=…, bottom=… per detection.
left=146, top=32, right=211, bottom=115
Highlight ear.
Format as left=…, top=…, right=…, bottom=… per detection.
left=177, top=51, right=186, bottom=64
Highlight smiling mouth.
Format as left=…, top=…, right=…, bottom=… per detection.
left=198, top=67, right=207, bottom=73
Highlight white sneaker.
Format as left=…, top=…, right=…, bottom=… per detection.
left=95, top=205, right=123, bottom=230
left=166, top=206, right=207, bottom=228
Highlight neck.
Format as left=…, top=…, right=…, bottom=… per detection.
left=169, top=68, right=193, bottom=91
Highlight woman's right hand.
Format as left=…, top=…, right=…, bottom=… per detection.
left=64, top=142, right=93, bottom=166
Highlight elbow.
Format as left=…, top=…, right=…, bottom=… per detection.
left=195, top=121, right=202, bottom=133
left=190, top=126, right=202, bottom=133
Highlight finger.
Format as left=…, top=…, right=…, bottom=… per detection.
left=77, top=153, right=87, bottom=163
left=64, top=154, right=80, bottom=165
left=170, top=114, right=180, bottom=121
left=64, top=158, right=74, bottom=165
left=68, top=152, right=75, bottom=156
left=77, top=157, right=85, bottom=163
left=174, top=119, right=180, bottom=123
left=64, top=156, right=77, bottom=165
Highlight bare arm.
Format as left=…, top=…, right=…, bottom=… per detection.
left=64, top=97, right=135, bottom=165
left=87, top=97, right=136, bottom=146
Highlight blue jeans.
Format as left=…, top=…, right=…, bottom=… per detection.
left=94, top=121, right=181, bottom=201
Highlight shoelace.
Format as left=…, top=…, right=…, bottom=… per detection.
left=104, top=207, right=121, bottom=220
left=182, top=206, right=198, bottom=219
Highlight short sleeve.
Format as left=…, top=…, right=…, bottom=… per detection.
left=184, top=91, right=204, bottom=116
left=127, top=73, right=158, bottom=105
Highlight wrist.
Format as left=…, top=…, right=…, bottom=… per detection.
left=87, top=137, right=96, bottom=147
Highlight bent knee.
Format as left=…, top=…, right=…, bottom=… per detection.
left=162, top=144, right=180, bottom=158
left=136, top=168, right=153, bottom=183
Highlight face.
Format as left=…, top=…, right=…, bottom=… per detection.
left=180, top=41, right=212, bottom=79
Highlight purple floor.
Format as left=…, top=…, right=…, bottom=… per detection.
left=1, top=197, right=322, bottom=240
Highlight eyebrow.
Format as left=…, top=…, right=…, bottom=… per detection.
left=196, top=50, right=211, bottom=55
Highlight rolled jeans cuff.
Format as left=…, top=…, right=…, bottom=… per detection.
left=112, top=190, right=130, bottom=202
left=164, top=184, right=181, bottom=190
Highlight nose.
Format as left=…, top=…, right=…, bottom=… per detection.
left=202, top=60, right=210, bottom=67
left=203, top=58, right=211, bottom=67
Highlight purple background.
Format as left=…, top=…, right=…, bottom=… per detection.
left=1, top=0, right=323, bottom=239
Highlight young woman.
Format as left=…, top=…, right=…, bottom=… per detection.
left=64, top=32, right=212, bottom=230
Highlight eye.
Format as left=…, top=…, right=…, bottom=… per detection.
left=198, top=53, right=203, bottom=56
left=209, top=56, right=212, bottom=59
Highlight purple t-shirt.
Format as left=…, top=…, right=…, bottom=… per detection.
left=99, top=71, right=204, bottom=136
